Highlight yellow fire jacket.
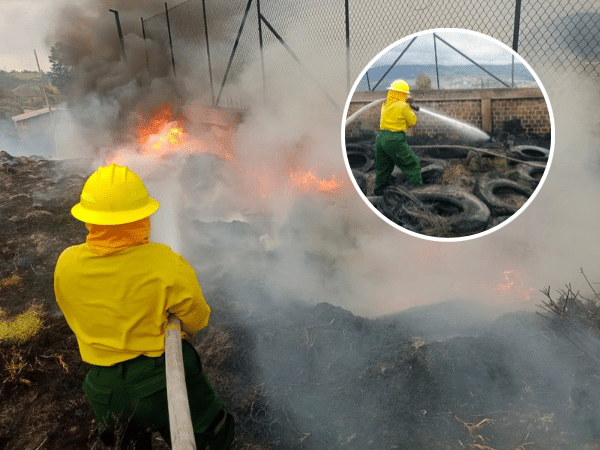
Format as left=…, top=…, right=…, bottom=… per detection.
left=379, top=99, right=417, bottom=133
left=54, top=219, right=210, bottom=366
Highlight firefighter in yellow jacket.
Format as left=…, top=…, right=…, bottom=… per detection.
left=54, top=163, right=234, bottom=449
left=373, top=79, right=422, bottom=196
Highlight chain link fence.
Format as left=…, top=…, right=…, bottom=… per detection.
left=354, top=31, right=540, bottom=92
left=140, top=0, right=600, bottom=107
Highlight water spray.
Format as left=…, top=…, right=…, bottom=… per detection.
left=345, top=98, right=487, bottom=142
left=418, top=107, right=489, bottom=141
left=345, top=98, right=384, bottom=127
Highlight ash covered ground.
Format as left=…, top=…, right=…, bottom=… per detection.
left=1, top=152, right=600, bottom=450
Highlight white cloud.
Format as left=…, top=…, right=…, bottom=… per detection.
left=373, top=30, right=515, bottom=68
left=0, top=0, right=53, bottom=71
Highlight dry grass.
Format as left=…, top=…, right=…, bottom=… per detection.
left=0, top=303, right=43, bottom=343
left=456, top=416, right=494, bottom=435
left=0, top=272, right=25, bottom=292
left=401, top=203, right=455, bottom=237
left=440, top=161, right=467, bottom=185
left=456, top=415, right=494, bottom=443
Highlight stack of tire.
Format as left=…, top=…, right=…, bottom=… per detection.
left=346, top=134, right=549, bottom=236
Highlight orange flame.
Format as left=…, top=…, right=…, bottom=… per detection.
left=496, top=269, right=533, bottom=302
left=290, top=171, right=342, bottom=193
left=135, top=107, right=186, bottom=158
left=144, top=124, right=185, bottom=155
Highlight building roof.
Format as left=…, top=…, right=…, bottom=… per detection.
left=11, top=105, right=65, bottom=123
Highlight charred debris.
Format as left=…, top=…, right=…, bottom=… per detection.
left=1, top=153, right=600, bottom=449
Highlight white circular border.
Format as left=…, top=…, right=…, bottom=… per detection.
left=341, top=28, right=555, bottom=243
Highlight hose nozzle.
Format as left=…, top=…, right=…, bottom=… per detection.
left=410, top=104, right=420, bottom=112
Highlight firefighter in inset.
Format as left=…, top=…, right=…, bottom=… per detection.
left=54, top=163, right=234, bottom=449
left=373, top=79, right=422, bottom=196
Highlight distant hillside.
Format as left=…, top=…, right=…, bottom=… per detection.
left=358, top=63, right=537, bottom=90
left=0, top=71, right=45, bottom=92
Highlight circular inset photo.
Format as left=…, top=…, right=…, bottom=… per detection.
left=342, top=28, right=554, bottom=241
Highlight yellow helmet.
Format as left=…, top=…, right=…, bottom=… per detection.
left=388, top=79, right=410, bottom=94
left=71, top=163, right=160, bottom=225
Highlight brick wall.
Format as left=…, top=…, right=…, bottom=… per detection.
left=345, top=88, right=550, bottom=138
left=491, top=97, right=551, bottom=134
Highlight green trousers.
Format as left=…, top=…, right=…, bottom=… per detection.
left=82, top=340, right=234, bottom=449
left=374, top=130, right=422, bottom=196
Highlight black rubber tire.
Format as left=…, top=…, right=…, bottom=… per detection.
left=475, top=173, right=534, bottom=216
left=346, top=151, right=373, bottom=172
left=508, top=145, right=550, bottom=162
left=412, top=146, right=470, bottom=160
left=381, top=185, right=421, bottom=211
left=352, top=169, right=367, bottom=195
left=345, top=142, right=375, bottom=158
left=376, top=186, right=421, bottom=228
left=516, top=163, right=546, bottom=185
left=391, top=157, right=447, bottom=185
left=485, top=215, right=511, bottom=230
left=406, top=185, right=491, bottom=234
left=346, top=129, right=377, bottom=144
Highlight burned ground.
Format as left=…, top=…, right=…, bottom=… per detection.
left=1, top=153, right=599, bottom=449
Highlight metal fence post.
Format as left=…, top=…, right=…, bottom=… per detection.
left=141, top=17, right=150, bottom=71
left=257, top=0, right=266, bottom=100
left=165, top=315, right=196, bottom=449
left=165, top=2, right=176, bottom=77
left=259, top=14, right=338, bottom=107
left=434, top=34, right=510, bottom=87
left=511, top=54, right=515, bottom=87
left=216, top=0, right=254, bottom=106
left=345, top=0, right=350, bottom=92
left=512, top=0, right=522, bottom=52
left=109, top=9, right=126, bottom=61
left=434, top=33, right=440, bottom=89
left=371, top=36, right=417, bottom=90
left=201, top=0, right=215, bottom=105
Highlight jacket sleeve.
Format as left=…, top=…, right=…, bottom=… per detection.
left=403, top=104, right=418, bottom=128
left=166, top=254, right=211, bottom=337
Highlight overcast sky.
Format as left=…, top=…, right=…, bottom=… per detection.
left=1, top=0, right=55, bottom=71
left=371, top=30, right=517, bottom=68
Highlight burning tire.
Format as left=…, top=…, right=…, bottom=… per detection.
left=352, top=170, right=367, bottom=195
left=475, top=173, right=534, bottom=216
left=346, top=151, right=373, bottom=172
left=392, top=158, right=447, bottom=186
left=508, top=145, right=550, bottom=162
left=516, top=163, right=546, bottom=186
left=402, top=185, right=491, bottom=234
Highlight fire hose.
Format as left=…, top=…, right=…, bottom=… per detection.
left=344, top=99, right=544, bottom=168
left=165, top=315, right=197, bottom=450
left=344, top=98, right=419, bottom=128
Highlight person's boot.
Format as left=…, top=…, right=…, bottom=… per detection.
left=205, top=410, right=234, bottom=450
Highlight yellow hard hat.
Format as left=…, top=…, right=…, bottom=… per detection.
left=71, top=163, right=159, bottom=225
left=388, top=79, right=410, bottom=94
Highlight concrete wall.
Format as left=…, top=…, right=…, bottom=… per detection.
left=346, top=88, right=550, bottom=138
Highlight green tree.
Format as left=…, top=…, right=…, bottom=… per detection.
left=48, top=43, right=75, bottom=91
left=416, top=72, right=432, bottom=90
